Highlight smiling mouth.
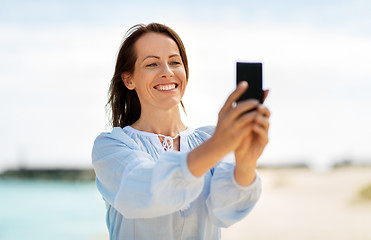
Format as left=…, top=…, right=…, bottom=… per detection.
left=154, top=83, right=177, bottom=91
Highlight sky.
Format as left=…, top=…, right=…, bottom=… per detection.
left=0, top=0, right=370, bottom=171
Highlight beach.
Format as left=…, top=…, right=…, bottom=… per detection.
left=222, top=166, right=371, bottom=240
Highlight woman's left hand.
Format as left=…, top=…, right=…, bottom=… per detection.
left=234, top=90, right=270, bottom=186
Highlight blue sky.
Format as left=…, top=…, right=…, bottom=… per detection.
left=1, top=0, right=370, bottom=32
left=1, top=0, right=370, bottom=171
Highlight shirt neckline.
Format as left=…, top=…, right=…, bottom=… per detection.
left=123, top=125, right=194, bottom=138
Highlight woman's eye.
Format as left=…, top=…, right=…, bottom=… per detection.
left=170, top=61, right=181, bottom=66
left=146, top=63, right=157, bottom=67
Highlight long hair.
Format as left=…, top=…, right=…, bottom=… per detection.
left=107, top=23, right=189, bottom=128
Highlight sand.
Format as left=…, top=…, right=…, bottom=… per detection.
left=222, top=166, right=371, bottom=240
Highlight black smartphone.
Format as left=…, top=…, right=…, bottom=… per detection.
left=236, top=62, right=263, bottom=103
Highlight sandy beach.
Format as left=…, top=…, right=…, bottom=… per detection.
left=222, top=166, right=371, bottom=240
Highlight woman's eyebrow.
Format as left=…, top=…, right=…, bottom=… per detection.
left=169, top=54, right=180, bottom=58
left=142, top=54, right=180, bottom=62
left=142, top=55, right=160, bottom=62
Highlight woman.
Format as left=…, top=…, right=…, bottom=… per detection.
left=92, top=23, right=270, bottom=240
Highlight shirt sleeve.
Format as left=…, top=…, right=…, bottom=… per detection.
left=92, top=128, right=205, bottom=219
left=206, top=153, right=262, bottom=228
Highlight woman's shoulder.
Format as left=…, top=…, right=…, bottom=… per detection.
left=94, top=127, right=138, bottom=150
left=193, top=125, right=215, bottom=139
left=195, top=125, right=215, bottom=134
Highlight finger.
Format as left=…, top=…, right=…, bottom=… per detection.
left=255, top=114, right=270, bottom=130
left=262, top=89, right=269, bottom=103
left=228, top=99, right=260, bottom=121
left=233, top=110, right=257, bottom=130
left=257, top=105, right=271, bottom=118
left=236, top=112, right=269, bottom=141
left=219, top=81, right=248, bottom=117
left=236, top=124, right=254, bottom=142
left=252, top=124, right=269, bottom=143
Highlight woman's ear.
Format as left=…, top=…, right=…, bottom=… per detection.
left=121, top=73, right=135, bottom=90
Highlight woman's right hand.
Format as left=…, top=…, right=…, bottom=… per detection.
left=210, top=81, right=260, bottom=157
left=187, top=81, right=259, bottom=177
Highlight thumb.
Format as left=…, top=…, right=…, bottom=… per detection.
left=262, top=89, right=269, bottom=103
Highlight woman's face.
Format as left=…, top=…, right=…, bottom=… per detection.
left=124, top=32, right=187, bottom=112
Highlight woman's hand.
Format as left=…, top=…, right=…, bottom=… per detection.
left=187, top=82, right=269, bottom=178
left=234, top=90, right=270, bottom=186
left=210, top=82, right=261, bottom=157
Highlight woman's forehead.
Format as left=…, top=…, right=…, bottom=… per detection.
left=135, top=32, right=180, bottom=58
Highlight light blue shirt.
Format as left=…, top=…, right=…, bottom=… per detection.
left=92, top=126, right=262, bottom=240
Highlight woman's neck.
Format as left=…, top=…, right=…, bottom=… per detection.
left=131, top=105, right=186, bottom=137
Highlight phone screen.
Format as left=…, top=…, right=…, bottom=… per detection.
left=236, top=62, right=263, bottom=103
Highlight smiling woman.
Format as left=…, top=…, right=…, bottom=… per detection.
left=92, top=23, right=271, bottom=240
left=107, top=23, right=189, bottom=129
left=122, top=32, right=187, bottom=120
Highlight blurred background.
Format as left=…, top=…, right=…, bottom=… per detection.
left=1, top=0, right=370, bottom=239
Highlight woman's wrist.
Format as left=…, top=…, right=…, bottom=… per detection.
left=234, top=163, right=256, bottom=186
left=187, top=136, right=228, bottom=177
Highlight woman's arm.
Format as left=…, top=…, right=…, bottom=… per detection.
left=192, top=85, right=269, bottom=227
left=206, top=157, right=262, bottom=228
left=234, top=90, right=270, bottom=185
left=92, top=128, right=204, bottom=219
left=187, top=82, right=263, bottom=179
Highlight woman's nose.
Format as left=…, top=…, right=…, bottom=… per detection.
left=160, top=63, right=174, bottom=78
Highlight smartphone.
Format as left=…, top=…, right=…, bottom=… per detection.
left=236, top=62, right=263, bottom=103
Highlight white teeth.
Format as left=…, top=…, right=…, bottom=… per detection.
left=157, top=84, right=176, bottom=91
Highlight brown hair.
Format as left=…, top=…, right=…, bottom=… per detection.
left=107, top=23, right=189, bottom=128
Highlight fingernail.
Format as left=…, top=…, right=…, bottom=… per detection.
left=240, top=81, right=247, bottom=87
